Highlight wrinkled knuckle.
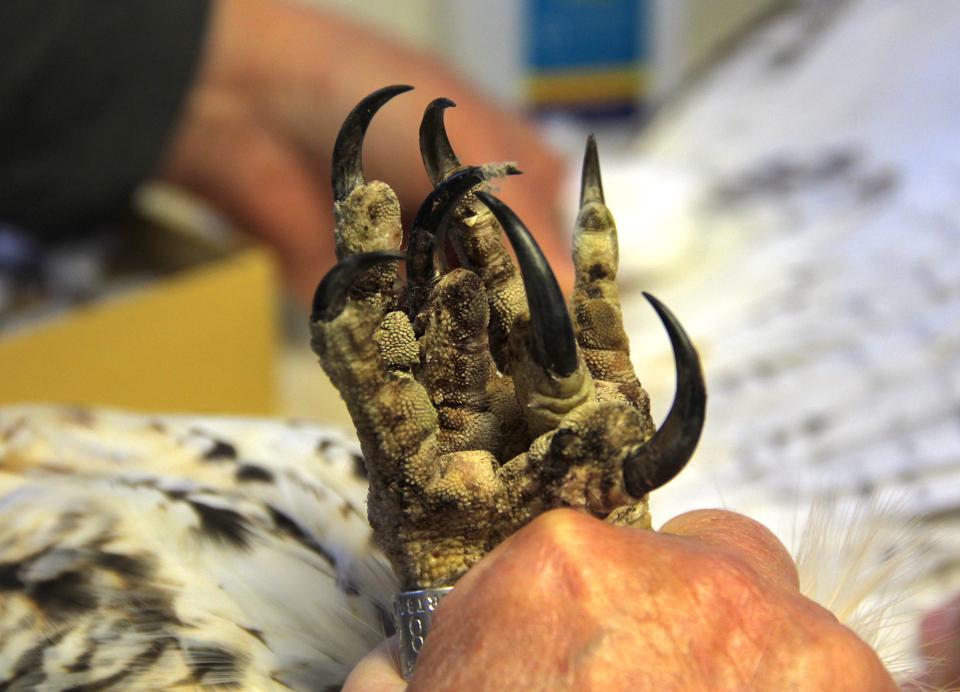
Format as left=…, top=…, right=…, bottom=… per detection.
left=698, top=549, right=766, bottom=599
left=523, top=509, right=596, bottom=551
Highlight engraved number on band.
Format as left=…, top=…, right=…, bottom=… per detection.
left=395, top=587, right=452, bottom=679
left=408, top=616, right=425, bottom=653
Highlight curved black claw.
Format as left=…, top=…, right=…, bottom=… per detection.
left=311, top=251, right=406, bottom=323
left=332, top=85, right=413, bottom=202
left=419, top=98, right=462, bottom=186
left=580, top=135, right=605, bottom=207
left=411, top=166, right=519, bottom=247
left=408, top=165, right=521, bottom=318
left=622, top=294, right=706, bottom=497
left=475, top=192, right=578, bottom=378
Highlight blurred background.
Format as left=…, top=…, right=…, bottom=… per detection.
left=0, top=0, right=789, bottom=416
left=0, top=0, right=788, bottom=418
left=1, top=0, right=958, bottom=672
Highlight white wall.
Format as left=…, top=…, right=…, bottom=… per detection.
left=302, top=0, right=787, bottom=104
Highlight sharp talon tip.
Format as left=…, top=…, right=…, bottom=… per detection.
left=420, top=98, right=463, bottom=185
left=623, top=295, right=706, bottom=496
left=333, top=85, right=414, bottom=202
left=580, top=135, right=605, bottom=207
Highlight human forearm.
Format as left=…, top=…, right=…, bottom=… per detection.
left=161, top=0, right=569, bottom=302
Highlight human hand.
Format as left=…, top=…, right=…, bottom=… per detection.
left=160, top=0, right=569, bottom=303
left=344, top=509, right=895, bottom=691
left=902, top=592, right=960, bottom=691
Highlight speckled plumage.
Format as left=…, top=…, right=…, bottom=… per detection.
left=0, top=406, right=396, bottom=690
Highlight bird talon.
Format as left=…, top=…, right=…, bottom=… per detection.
left=312, top=88, right=708, bottom=588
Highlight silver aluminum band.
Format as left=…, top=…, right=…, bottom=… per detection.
left=394, top=587, right=453, bottom=680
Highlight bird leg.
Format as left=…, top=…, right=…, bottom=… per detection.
left=310, top=86, right=707, bottom=589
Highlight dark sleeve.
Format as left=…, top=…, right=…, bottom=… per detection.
left=0, top=0, right=212, bottom=239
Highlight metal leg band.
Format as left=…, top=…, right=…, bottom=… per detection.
left=394, top=587, right=454, bottom=680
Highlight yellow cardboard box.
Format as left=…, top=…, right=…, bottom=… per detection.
left=0, top=193, right=280, bottom=415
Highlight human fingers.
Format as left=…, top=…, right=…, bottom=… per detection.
left=161, top=0, right=345, bottom=304
left=161, top=81, right=336, bottom=304
left=233, top=3, right=572, bottom=294
left=409, top=509, right=896, bottom=690
left=660, top=508, right=800, bottom=591
left=902, top=592, right=960, bottom=690
left=342, top=636, right=406, bottom=692
left=176, top=0, right=572, bottom=302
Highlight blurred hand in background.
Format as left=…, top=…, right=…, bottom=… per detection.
left=162, top=0, right=571, bottom=303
